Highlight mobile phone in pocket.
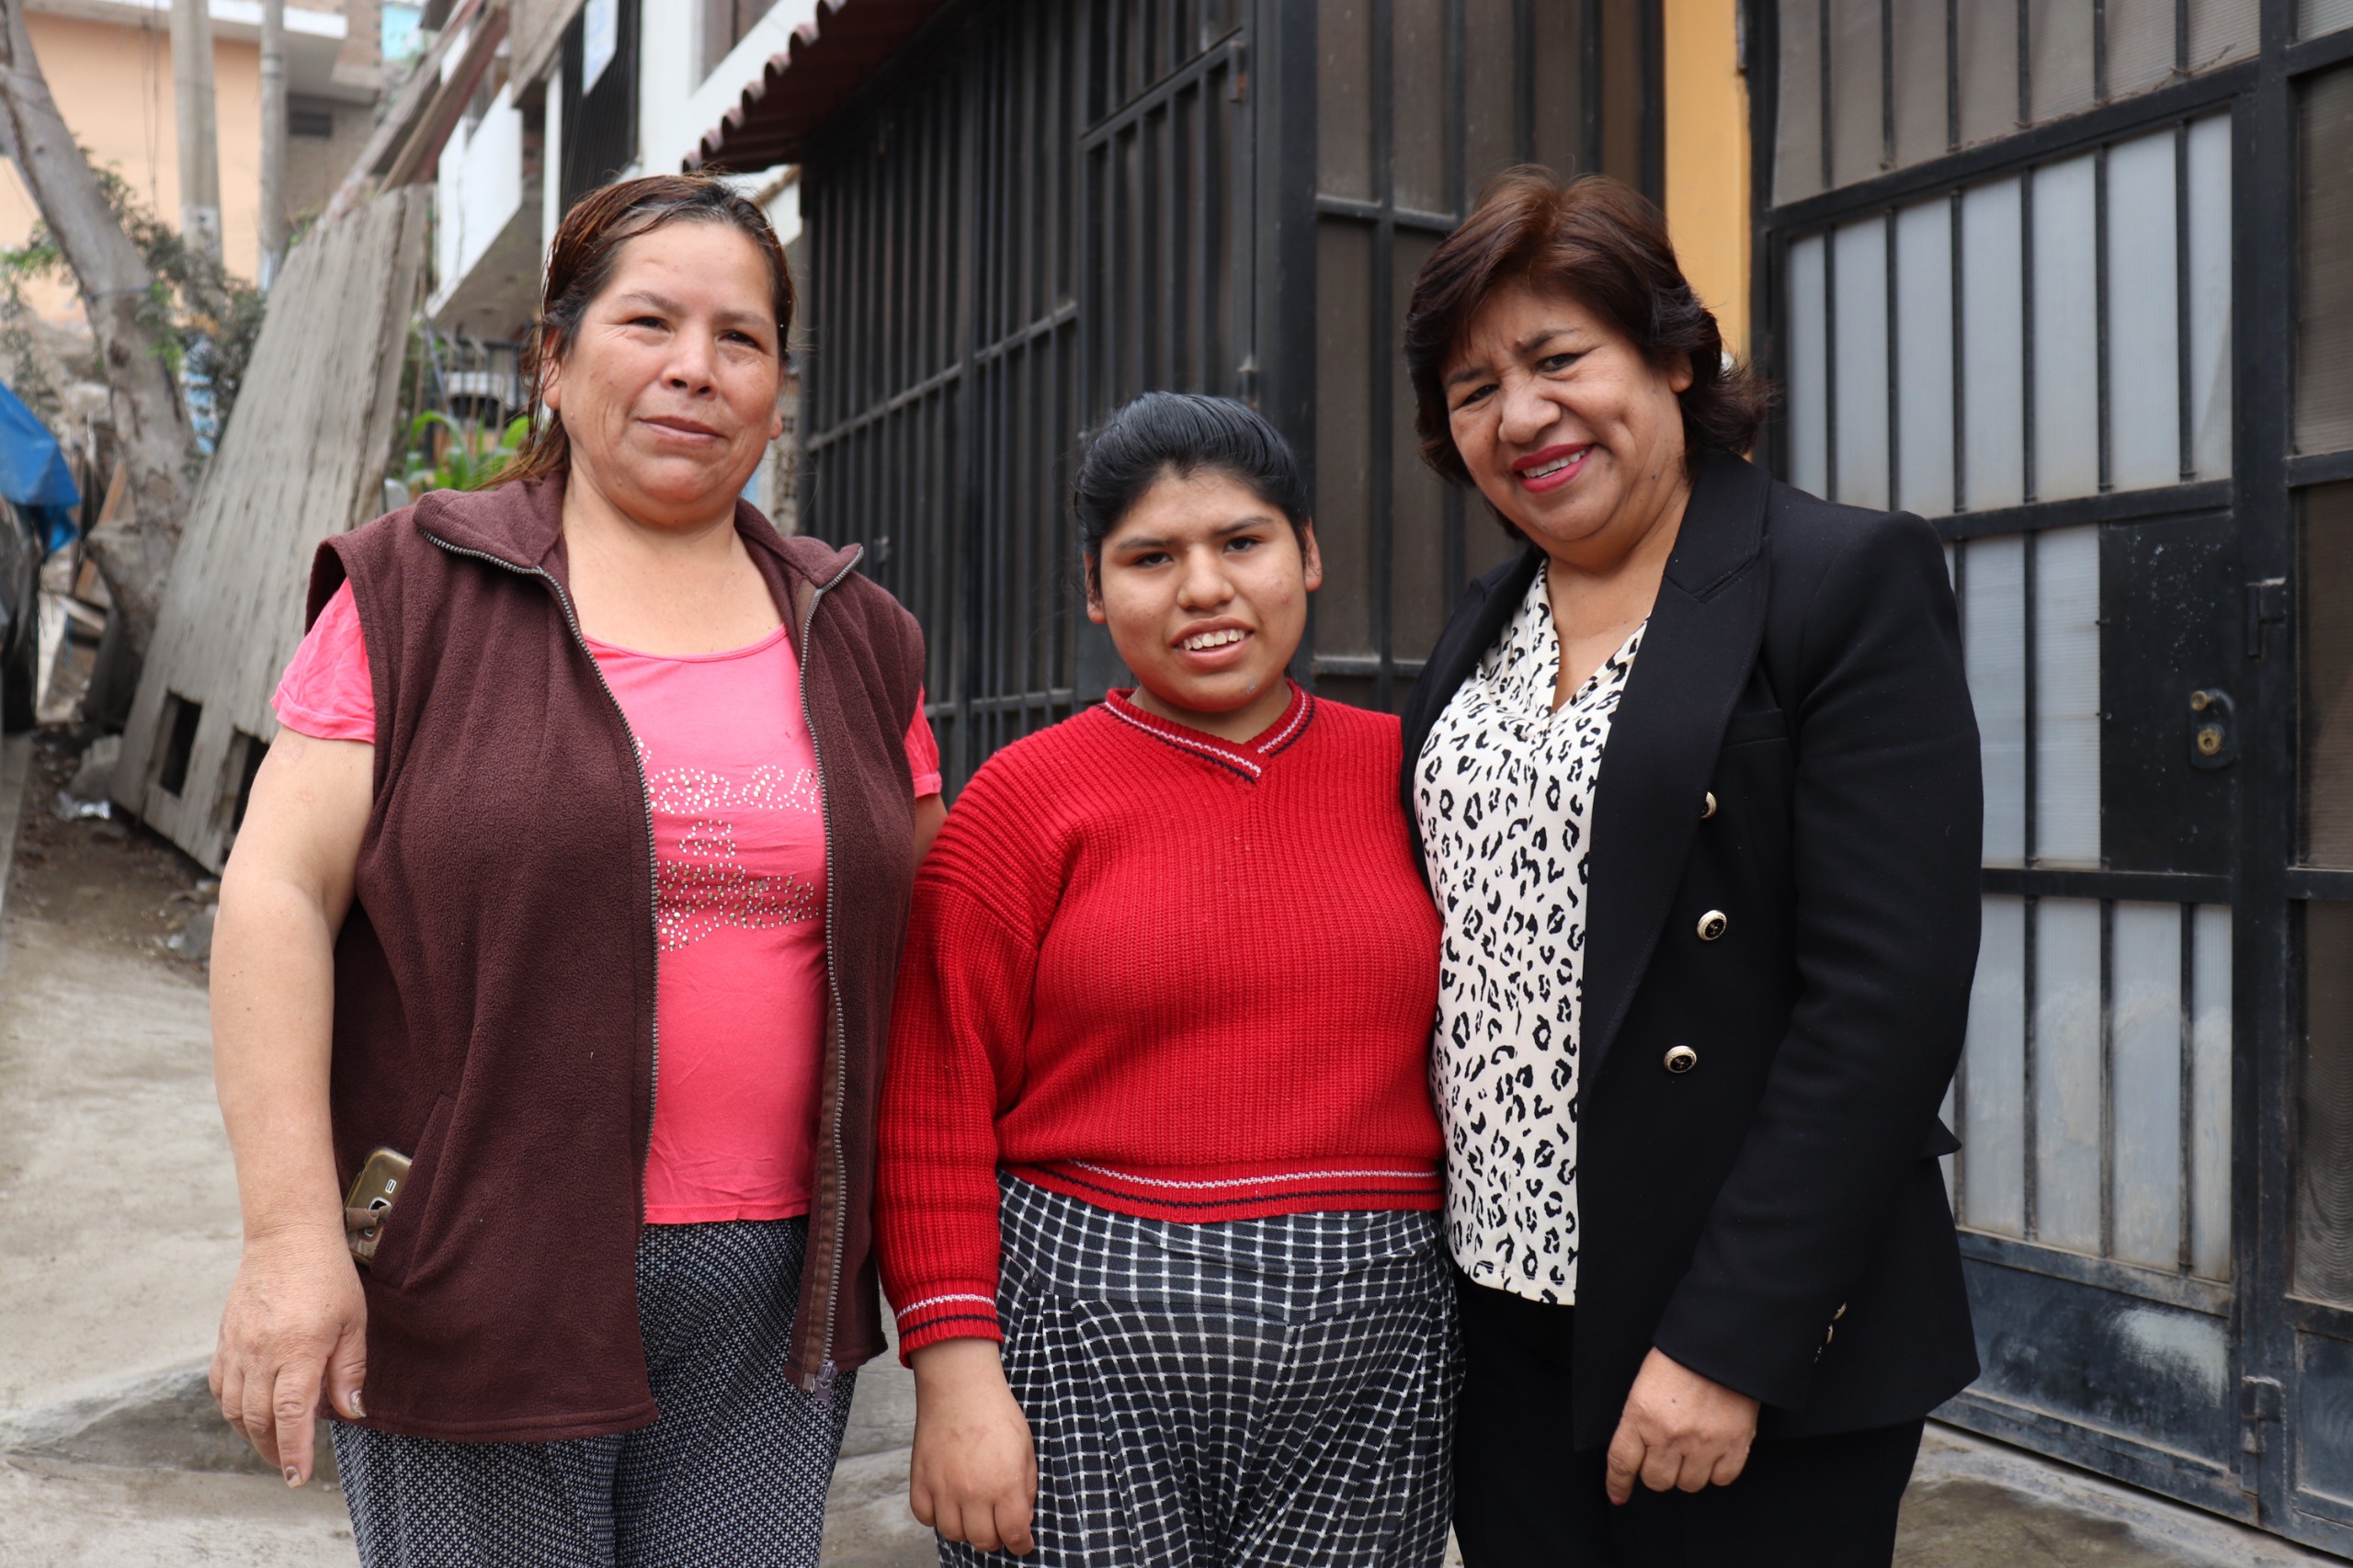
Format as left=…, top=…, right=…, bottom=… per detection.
left=343, top=1147, right=413, bottom=1265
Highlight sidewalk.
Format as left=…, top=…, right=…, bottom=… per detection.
left=0, top=731, right=2341, bottom=1568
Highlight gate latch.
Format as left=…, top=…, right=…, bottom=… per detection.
left=2188, top=687, right=2238, bottom=770
left=2247, top=579, right=2288, bottom=659
left=2241, top=1375, right=2283, bottom=1455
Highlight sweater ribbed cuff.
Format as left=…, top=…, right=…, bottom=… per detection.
left=892, top=1290, right=1005, bottom=1361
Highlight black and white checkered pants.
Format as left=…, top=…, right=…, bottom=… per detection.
left=941, top=1176, right=1459, bottom=1568
left=331, top=1217, right=853, bottom=1568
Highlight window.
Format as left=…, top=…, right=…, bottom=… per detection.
left=701, top=0, right=773, bottom=81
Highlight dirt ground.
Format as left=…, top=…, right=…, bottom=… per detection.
left=12, top=727, right=216, bottom=962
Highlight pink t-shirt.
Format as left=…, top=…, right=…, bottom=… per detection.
left=275, top=582, right=943, bottom=1224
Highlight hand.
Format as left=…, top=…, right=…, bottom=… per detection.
left=1604, top=1347, right=1761, bottom=1505
left=210, top=1225, right=368, bottom=1486
left=908, top=1338, right=1038, bottom=1555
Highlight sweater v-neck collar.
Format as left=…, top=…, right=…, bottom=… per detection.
left=1100, top=681, right=1314, bottom=782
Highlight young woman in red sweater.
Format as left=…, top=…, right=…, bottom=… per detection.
left=876, top=392, right=1454, bottom=1566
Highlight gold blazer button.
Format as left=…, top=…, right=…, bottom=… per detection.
left=1697, top=909, right=1729, bottom=941
left=1665, top=1044, right=1699, bottom=1074
left=1701, top=791, right=1718, bottom=819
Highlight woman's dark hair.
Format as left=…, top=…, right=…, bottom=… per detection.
left=1073, top=392, right=1312, bottom=570
left=505, top=174, right=795, bottom=486
left=1403, top=168, right=1770, bottom=492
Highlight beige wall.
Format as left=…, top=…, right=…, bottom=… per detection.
left=0, top=14, right=267, bottom=319
left=1663, top=0, right=1751, bottom=358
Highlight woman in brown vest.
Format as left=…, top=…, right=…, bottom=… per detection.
left=205, top=176, right=941, bottom=1567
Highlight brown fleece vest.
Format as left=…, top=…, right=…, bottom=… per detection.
left=313, top=477, right=922, bottom=1442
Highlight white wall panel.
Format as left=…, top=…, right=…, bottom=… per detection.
left=2035, top=526, right=2102, bottom=865
left=1789, top=233, right=1829, bottom=499
left=2032, top=155, right=2102, bottom=501
left=1834, top=217, right=1892, bottom=509
left=2187, top=114, right=2234, bottom=480
left=1966, top=537, right=2028, bottom=864
left=2305, top=0, right=2353, bottom=40
left=2037, top=898, right=2106, bottom=1254
left=2192, top=903, right=2234, bottom=1278
left=2110, top=902, right=2185, bottom=1269
left=1965, top=895, right=2029, bottom=1236
left=1896, top=199, right=1957, bottom=516
left=1961, top=179, right=2027, bottom=509
left=2107, top=131, right=2183, bottom=492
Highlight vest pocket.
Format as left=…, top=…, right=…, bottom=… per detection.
left=366, top=1093, right=454, bottom=1290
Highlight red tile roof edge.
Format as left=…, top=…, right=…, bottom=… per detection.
left=690, top=0, right=954, bottom=172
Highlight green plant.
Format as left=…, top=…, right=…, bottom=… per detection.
left=401, top=411, right=529, bottom=494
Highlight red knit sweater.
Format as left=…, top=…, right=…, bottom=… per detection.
left=876, top=685, right=1445, bottom=1356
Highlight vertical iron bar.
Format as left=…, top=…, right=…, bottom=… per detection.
left=2176, top=119, right=2195, bottom=482
left=1819, top=0, right=1834, bottom=190
left=2025, top=526, right=2040, bottom=865
left=1952, top=187, right=1968, bottom=512
left=1882, top=0, right=1896, bottom=171
left=1886, top=210, right=1902, bottom=512
left=1372, top=0, right=1397, bottom=710
left=2096, top=143, right=2112, bottom=494
left=2095, top=0, right=2109, bottom=103
left=1587, top=0, right=1608, bottom=176
left=2025, top=893, right=2041, bottom=1241
left=1947, top=0, right=1961, bottom=152
left=2022, top=167, right=2039, bottom=504
left=2018, top=0, right=2032, bottom=127
left=1824, top=223, right=1841, bottom=503
left=1951, top=540, right=1972, bottom=1223
left=2100, top=897, right=2117, bottom=1261
left=1446, top=0, right=1470, bottom=612
left=955, top=65, right=983, bottom=789
left=2179, top=900, right=2198, bottom=1273
left=1641, top=0, right=1665, bottom=200
left=1514, top=0, right=1535, bottom=163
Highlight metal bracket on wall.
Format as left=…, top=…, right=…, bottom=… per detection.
left=2246, top=579, right=2288, bottom=659
left=2242, top=1375, right=2284, bottom=1458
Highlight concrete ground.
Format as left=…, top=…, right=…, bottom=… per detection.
left=0, top=727, right=2341, bottom=1567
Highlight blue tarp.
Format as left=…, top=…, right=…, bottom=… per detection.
left=0, top=379, right=78, bottom=553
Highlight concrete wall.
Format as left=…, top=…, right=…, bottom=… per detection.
left=1664, top=0, right=1752, bottom=358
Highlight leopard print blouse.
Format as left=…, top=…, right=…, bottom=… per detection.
left=1414, top=562, right=1643, bottom=1304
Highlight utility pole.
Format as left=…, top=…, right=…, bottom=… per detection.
left=169, top=0, right=221, bottom=259
left=258, top=0, right=286, bottom=288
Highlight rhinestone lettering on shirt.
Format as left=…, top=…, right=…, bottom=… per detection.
left=641, top=745, right=823, bottom=952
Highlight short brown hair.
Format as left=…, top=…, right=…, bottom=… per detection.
left=506, top=174, right=795, bottom=486
left=1403, top=168, right=1769, bottom=490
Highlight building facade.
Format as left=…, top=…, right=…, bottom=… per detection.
left=0, top=0, right=388, bottom=317
left=702, top=0, right=1671, bottom=780
left=1757, top=0, right=2353, bottom=1552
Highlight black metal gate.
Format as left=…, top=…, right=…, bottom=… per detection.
left=795, top=0, right=1660, bottom=790
left=1752, top=0, right=2353, bottom=1549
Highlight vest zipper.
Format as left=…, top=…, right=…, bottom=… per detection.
left=797, top=549, right=862, bottom=1403
left=421, top=531, right=665, bottom=1214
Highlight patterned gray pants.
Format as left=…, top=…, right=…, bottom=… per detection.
left=939, top=1176, right=1460, bottom=1568
left=332, top=1217, right=854, bottom=1568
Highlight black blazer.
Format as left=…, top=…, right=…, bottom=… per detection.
left=1400, top=452, right=1983, bottom=1448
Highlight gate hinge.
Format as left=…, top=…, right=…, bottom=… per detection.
left=2241, top=1375, right=2283, bottom=1454
left=2246, top=579, right=2288, bottom=659
left=1229, top=40, right=1247, bottom=102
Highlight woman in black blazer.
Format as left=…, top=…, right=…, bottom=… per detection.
left=1398, top=169, right=1983, bottom=1566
